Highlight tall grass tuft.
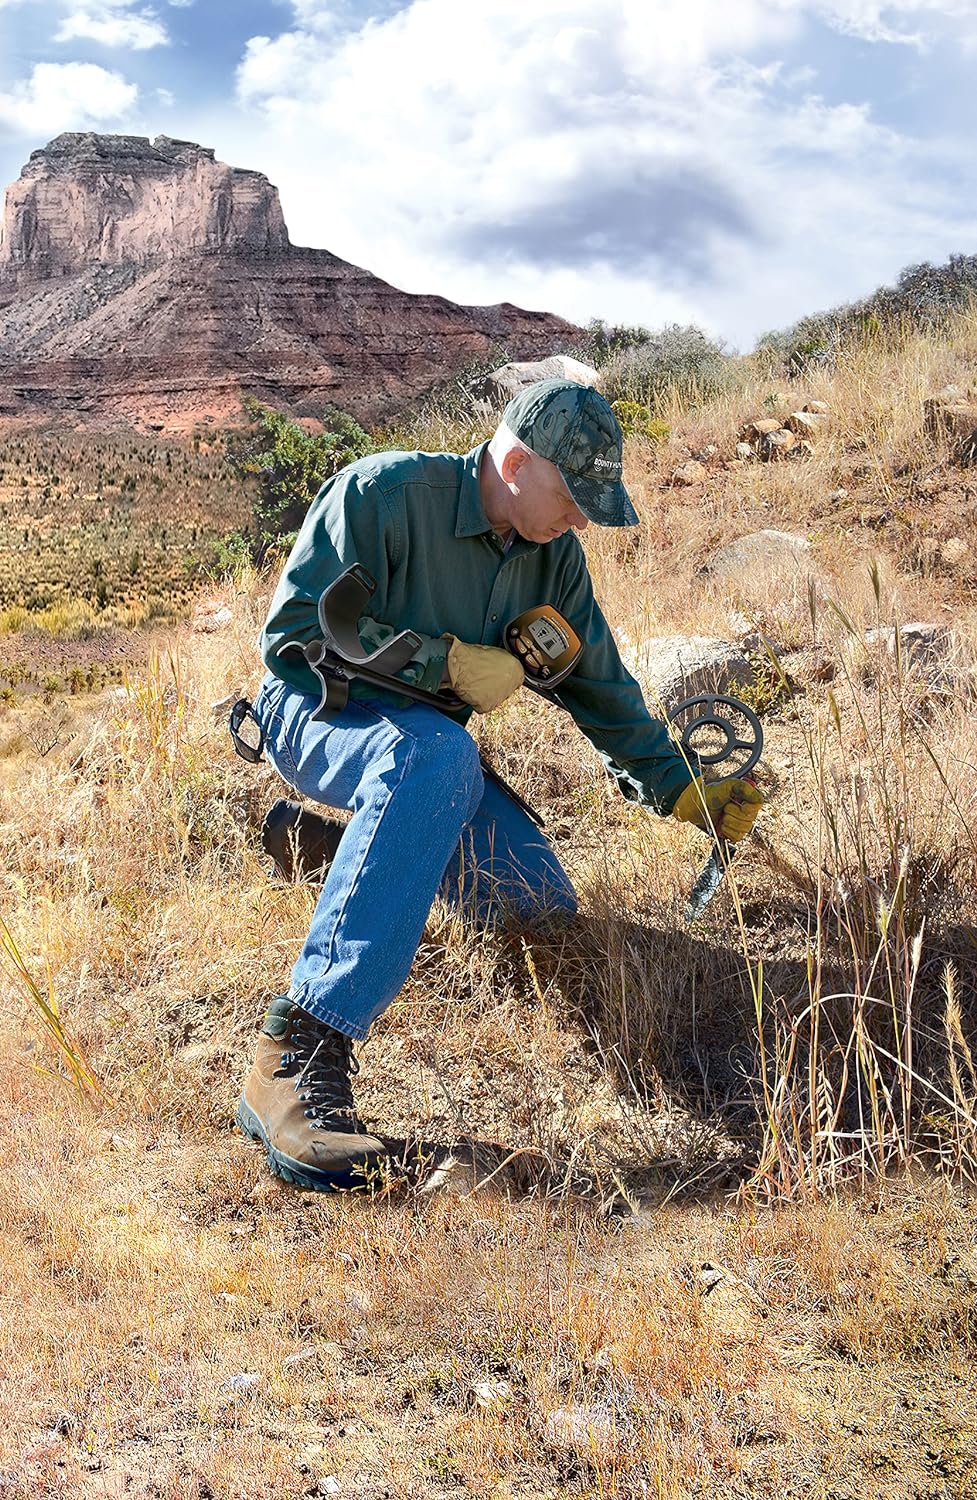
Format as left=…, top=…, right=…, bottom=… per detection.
left=0, top=912, right=105, bottom=1100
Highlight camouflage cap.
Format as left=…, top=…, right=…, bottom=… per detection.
left=501, top=378, right=638, bottom=528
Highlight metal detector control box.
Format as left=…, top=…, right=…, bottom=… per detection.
left=505, top=605, right=583, bottom=687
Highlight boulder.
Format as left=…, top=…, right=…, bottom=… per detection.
left=481, top=354, right=598, bottom=406
left=619, top=634, right=753, bottom=713
left=705, top=529, right=811, bottom=579
left=853, top=622, right=960, bottom=692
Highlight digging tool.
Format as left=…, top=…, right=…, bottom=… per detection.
left=666, top=694, right=764, bottom=922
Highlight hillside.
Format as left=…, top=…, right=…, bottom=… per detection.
left=1, top=317, right=977, bottom=1496
left=0, top=133, right=580, bottom=433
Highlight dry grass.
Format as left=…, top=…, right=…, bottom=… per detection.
left=3, top=318, right=977, bottom=1495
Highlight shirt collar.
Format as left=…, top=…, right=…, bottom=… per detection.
left=455, top=442, right=494, bottom=537
left=454, top=440, right=539, bottom=555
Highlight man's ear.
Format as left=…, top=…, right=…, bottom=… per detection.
left=500, top=446, right=532, bottom=486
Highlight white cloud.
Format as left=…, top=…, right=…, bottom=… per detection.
left=814, top=0, right=977, bottom=47
left=225, top=0, right=977, bottom=347
left=0, top=59, right=137, bottom=134
left=156, top=85, right=173, bottom=105
left=56, top=4, right=169, bottom=49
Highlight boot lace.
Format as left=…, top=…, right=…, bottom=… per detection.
left=276, top=1012, right=364, bottom=1133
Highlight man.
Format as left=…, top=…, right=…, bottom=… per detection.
left=238, top=379, right=763, bottom=1191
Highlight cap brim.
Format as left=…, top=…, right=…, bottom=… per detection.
left=562, top=471, right=639, bottom=528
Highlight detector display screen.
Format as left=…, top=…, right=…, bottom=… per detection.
left=505, top=605, right=583, bottom=688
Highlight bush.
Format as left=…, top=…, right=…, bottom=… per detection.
left=578, top=319, right=653, bottom=369
left=755, top=252, right=977, bottom=375
left=598, top=324, right=731, bottom=409
left=610, top=400, right=670, bottom=443
left=226, top=399, right=376, bottom=559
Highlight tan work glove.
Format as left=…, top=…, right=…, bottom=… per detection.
left=672, top=777, right=765, bottom=843
left=442, top=635, right=524, bottom=713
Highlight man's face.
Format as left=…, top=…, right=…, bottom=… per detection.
left=503, top=448, right=590, bottom=544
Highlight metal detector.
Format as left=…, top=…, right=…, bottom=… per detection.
left=667, top=693, right=764, bottom=922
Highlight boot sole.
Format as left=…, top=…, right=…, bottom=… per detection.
left=235, top=1098, right=379, bottom=1193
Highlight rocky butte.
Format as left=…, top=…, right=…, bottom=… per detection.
left=0, top=133, right=580, bottom=432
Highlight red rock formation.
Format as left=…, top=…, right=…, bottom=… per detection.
left=0, top=133, right=580, bottom=432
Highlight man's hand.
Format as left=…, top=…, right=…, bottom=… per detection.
left=672, top=776, right=765, bottom=842
left=442, top=635, right=524, bottom=713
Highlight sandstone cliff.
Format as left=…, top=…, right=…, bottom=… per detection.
left=0, top=134, right=579, bottom=431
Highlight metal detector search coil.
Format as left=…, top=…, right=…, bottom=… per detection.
left=667, top=693, right=764, bottom=921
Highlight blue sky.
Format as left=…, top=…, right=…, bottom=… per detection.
left=0, top=0, right=975, bottom=349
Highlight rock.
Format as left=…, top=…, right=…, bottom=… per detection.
left=481, top=354, right=597, bottom=406
left=221, top=1372, right=262, bottom=1393
left=736, top=442, right=754, bottom=459
left=854, top=623, right=959, bottom=691
left=472, top=1379, right=513, bottom=1410
left=705, top=529, right=811, bottom=578
left=759, top=428, right=797, bottom=458
left=620, top=634, right=752, bottom=712
left=827, top=488, right=849, bottom=501
left=0, top=132, right=289, bottom=277
left=803, top=400, right=829, bottom=414
left=317, top=1479, right=341, bottom=1496
left=692, top=443, right=719, bottom=463
left=671, top=459, right=708, bottom=485
left=544, top=1405, right=616, bottom=1450
left=742, top=417, right=783, bottom=440
left=779, top=648, right=836, bottom=686
left=211, top=691, right=239, bottom=719
left=0, top=133, right=581, bottom=431
left=786, top=410, right=826, bottom=438
left=941, top=536, right=970, bottom=565
left=688, top=1261, right=765, bottom=1340
left=924, top=392, right=977, bottom=461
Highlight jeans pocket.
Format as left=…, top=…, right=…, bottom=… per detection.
left=254, top=679, right=300, bottom=784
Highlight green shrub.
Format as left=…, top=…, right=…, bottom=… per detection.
left=610, top=400, right=670, bottom=443
left=226, top=399, right=376, bottom=559
left=599, top=324, right=731, bottom=409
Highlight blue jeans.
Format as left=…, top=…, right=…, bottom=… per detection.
left=251, top=674, right=577, bottom=1039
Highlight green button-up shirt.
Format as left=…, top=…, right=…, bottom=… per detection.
left=259, top=443, right=693, bottom=814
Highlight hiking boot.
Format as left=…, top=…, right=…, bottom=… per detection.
left=260, top=799, right=346, bottom=884
left=236, top=996, right=387, bottom=1192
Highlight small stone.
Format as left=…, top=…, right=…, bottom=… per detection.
left=941, top=536, right=969, bottom=564
left=736, top=442, right=754, bottom=459
left=222, top=1372, right=262, bottom=1393
left=786, top=410, right=825, bottom=438
left=759, top=428, right=797, bottom=458
left=472, top=1379, right=513, bottom=1410
left=743, top=417, right=783, bottom=439
left=803, top=400, right=829, bottom=414
left=671, top=460, right=707, bottom=485
left=211, top=692, right=238, bottom=719
left=317, top=1479, right=341, bottom=1496
left=827, top=488, right=848, bottom=501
